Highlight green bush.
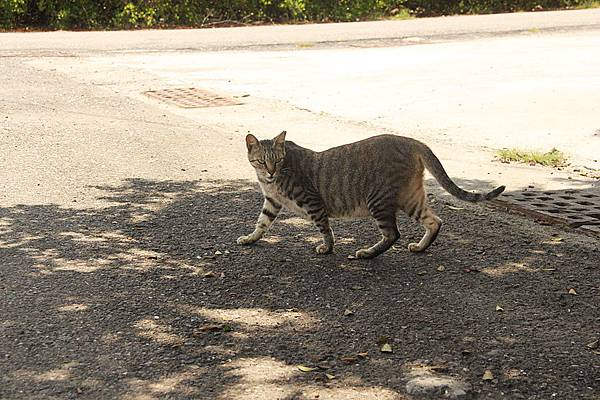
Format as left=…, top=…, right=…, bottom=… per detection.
left=0, top=0, right=26, bottom=27
left=0, top=0, right=594, bottom=30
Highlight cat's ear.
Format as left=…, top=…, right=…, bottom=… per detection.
left=245, top=134, right=259, bottom=150
left=273, top=131, right=287, bottom=147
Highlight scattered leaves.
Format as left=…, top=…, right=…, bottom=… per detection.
left=325, top=373, right=336, bottom=380
left=495, top=305, right=504, bottom=312
left=343, top=309, right=354, bottom=316
left=380, top=343, right=393, bottom=353
left=482, top=369, right=494, bottom=381
left=297, top=365, right=317, bottom=372
left=357, top=352, right=369, bottom=358
left=437, top=265, right=446, bottom=272
left=568, top=288, right=578, bottom=295
left=203, top=271, right=216, bottom=278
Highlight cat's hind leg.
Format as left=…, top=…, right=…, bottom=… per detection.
left=237, top=197, right=282, bottom=245
left=408, top=206, right=442, bottom=253
left=351, top=207, right=399, bottom=259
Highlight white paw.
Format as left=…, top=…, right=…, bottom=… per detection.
left=354, top=249, right=373, bottom=259
left=408, top=243, right=421, bottom=252
left=237, top=235, right=256, bottom=245
left=315, top=244, right=333, bottom=254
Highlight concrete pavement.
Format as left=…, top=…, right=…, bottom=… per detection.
left=1, top=9, right=599, bottom=210
left=1, top=8, right=599, bottom=54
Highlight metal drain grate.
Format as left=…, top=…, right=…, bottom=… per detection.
left=144, top=88, right=243, bottom=108
left=492, top=189, right=600, bottom=236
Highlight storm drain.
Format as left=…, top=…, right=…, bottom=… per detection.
left=492, top=189, right=600, bottom=236
left=144, top=88, right=243, bottom=108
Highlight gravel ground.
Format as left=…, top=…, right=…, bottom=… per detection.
left=1, top=178, right=598, bottom=399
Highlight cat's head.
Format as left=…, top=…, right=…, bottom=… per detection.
left=245, top=131, right=287, bottom=183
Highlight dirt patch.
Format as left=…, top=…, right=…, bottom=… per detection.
left=0, top=178, right=598, bottom=399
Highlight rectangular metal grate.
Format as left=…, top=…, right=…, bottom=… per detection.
left=492, top=189, right=600, bottom=236
left=144, top=88, right=243, bottom=108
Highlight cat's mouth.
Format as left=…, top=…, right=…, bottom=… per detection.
left=264, top=176, right=275, bottom=183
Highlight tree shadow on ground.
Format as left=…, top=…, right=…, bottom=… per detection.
left=0, top=178, right=598, bottom=400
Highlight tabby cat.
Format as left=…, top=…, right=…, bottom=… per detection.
left=238, top=131, right=505, bottom=259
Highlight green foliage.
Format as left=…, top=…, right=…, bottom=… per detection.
left=496, top=147, right=568, bottom=167
left=0, top=0, right=597, bottom=30
left=0, top=0, right=26, bottom=27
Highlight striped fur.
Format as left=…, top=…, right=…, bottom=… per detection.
left=238, top=132, right=505, bottom=259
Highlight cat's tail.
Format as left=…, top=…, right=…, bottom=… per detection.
left=418, top=144, right=505, bottom=202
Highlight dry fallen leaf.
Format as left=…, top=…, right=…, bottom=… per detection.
left=482, top=369, right=494, bottom=381
left=495, top=305, right=504, bottom=312
left=340, top=356, right=358, bottom=364
left=343, top=309, right=354, bottom=316
left=447, top=205, right=464, bottom=210
left=437, top=265, right=446, bottom=272
left=297, top=365, right=317, bottom=372
left=568, top=288, right=578, bottom=295
left=325, top=373, right=336, bottom=380
left=357, top=352, right=369, bottom=358
left=551, top=236, right=564, bottom=242
left=203, top=271, right=216, bottom=278
left=586, top=340, right=598, bottom=349
left=380, top=343, right=393, bottom=353
left=417, top=271, right=427, bottom=275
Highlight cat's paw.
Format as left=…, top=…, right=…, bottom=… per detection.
left=237, top=235, right=257, bottom=245
left=350, top=249, right=374, bottom=259
left=408, top=243, right=422, bottom=252
left=315, top=244, right=333, bottom=254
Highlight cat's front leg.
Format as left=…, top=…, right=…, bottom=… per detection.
left=237, top=196, right=282, bottom=245
left=309, top=208, right=334, bottom=254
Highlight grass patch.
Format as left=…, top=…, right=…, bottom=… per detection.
left=496, top=148, right=568, bottom=168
